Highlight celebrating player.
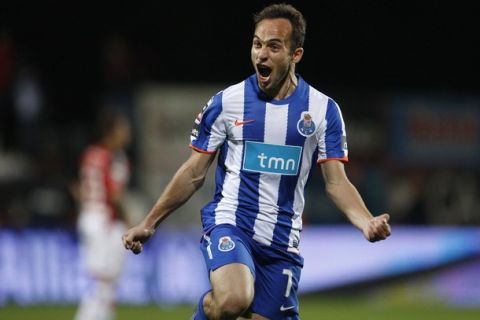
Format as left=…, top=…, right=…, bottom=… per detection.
left=123, top=4, right=391, bottom=320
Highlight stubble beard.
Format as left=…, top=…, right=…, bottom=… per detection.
left=263, top=63, right=292, bottom=99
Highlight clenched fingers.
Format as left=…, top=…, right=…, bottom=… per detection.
left=122, top=226, right=155, bottom=254
left=122, top=232, right=134, bottom=250
left=122, top=234, right=144, bottom=254
left=130, top=241, right=143, bottom=254
left=367, top=214, right=391, bottom=242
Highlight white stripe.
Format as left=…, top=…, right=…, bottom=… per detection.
left=206, top=112, right=226, bottom=151
left=207, top=82, right=243, bottom=151
left=289, top=88, right=328, bottom=248
left=215, top=140, right=243, bottom=225
left=204, top=235, right=213, bottom=259
left=312, top=89, right=330, bottom=161
left=214, top=82, right=245, bottom=226
left=253, top=103, right=288, bottom=245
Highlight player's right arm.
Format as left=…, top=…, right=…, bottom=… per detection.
left=122, top=150, right=216, bottom=254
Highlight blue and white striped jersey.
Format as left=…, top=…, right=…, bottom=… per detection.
left=190, top=74, right=348, bottom=253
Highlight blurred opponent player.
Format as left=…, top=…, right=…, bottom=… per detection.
left=123, top=3, right=391, bottom=320
left=75, top=107, right=132, bottom=320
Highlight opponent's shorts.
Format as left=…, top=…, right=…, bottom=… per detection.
left=77, top=211, right=127, bottom=280
left=200, top=224, right=303, bottom=320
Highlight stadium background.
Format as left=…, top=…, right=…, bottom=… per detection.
left=0, top=1, right=479, bottom=319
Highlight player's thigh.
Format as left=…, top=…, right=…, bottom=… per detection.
left=251, top=258, right=302, bottom=320
left=200, top=225, right=255, bottom=301
left=210, top=263, right=254, bottom=301
left=104, top=221, right=127, bottom=277
left=78, top=213, right=108, bottom=267
left=78, top=212, right=126, bottom=279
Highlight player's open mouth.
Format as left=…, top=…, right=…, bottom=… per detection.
left=257, top=64, right=272, bottom=82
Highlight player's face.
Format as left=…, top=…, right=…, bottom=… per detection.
left=251, top=18, right=302, bottom=97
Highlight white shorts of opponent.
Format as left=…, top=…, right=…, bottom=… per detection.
left=77, top=211, right=127, bottom=281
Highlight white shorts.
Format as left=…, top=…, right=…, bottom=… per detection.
left=78, top=211, right=127, bottom=281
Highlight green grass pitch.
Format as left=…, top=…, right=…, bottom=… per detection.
left=1, top=295, right=479, bottom=320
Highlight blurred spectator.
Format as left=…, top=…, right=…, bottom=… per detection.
left=75, top=106, right=132, bottom=320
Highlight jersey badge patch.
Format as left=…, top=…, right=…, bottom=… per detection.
left=297, top=112, right=316, bottom=137
left=218, top=236, right=235, bottom=252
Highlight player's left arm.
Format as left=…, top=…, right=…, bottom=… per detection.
left=320, top=160, right=391, bottom=242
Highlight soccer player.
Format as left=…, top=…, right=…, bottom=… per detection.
left=123, top=4, right=391, bottom=320
left=75, top=107, right=132, bottom=320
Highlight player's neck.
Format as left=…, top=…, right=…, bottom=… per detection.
left=275, top=71, right=297, bottom=100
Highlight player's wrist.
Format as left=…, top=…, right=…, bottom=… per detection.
left=139, top=220, right=157, bottom=235
left=359, top=216, right=374, bottom=238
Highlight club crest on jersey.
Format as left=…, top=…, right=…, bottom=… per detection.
left=297, top=112, right=316, bottom=137
left=218, top=236, right=235, bottom=252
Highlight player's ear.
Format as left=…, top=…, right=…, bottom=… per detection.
left=292, top=47, right=304, bottom=64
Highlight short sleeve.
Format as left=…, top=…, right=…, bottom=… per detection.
left=317, top=99, right=348, bottom=164
left=189, top=92, right=226, bottom=153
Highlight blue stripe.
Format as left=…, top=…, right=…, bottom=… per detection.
left=272, top=81, right=309, bottom=248
left=200, top=140, right=229, bottom=231
left=309, top=148, right=319, bottom=176
left=196, top=92, right=223, bottom=230
left=235, top=78, right=265, bottom=233
left=191, top=92, right=223, bottom=151
left=325, top=99, right=345, bottom=158
left=302, top=147, right=320, bottom=206
left=213, top=141, right=229, bottom=203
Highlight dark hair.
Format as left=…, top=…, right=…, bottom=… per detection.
left=253, top=3, right=306, bottom=52
left=95, top=106, right=127, bottom=139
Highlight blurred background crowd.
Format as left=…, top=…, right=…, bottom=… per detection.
left=0, top=2, right=479, bottom=316
left=0, top=1, right=479, bottom=230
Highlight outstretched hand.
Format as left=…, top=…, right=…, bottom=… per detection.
left=122, top=225, right=155, bottom=254
left=363, top=213, right=391, bottom=242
